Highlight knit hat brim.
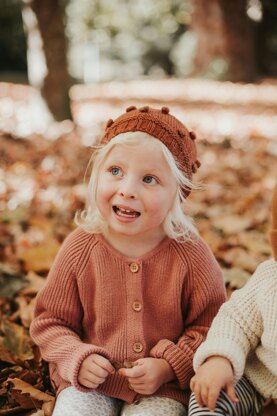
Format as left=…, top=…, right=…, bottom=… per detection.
left=270, top=184, right=277, bottom=261
left=101, top=106, right=200, bottom=197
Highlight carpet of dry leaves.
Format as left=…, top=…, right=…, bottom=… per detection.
left=0, top=78, right=276, bottom=415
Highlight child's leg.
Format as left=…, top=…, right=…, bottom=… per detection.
left=121, top=396, right=187, bottom=415
left=188, top=376, right=265, bottom=416
left=52, top=386, right=122, bottom=416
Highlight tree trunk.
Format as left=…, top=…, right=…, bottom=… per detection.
left=191, top=0, right=257, bottom=82
left=27, top=0, right=72, bottom=120
left=257, top=0, right=277, bottom=76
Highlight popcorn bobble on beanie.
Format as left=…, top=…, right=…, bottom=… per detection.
left=101, top=105, right=200, bottom=197
left=270, top=183, right=277, bottom=261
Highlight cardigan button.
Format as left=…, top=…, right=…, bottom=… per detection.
left=133, top=342, right=143, bottom=353
left=129, top=262, right=139, bottom=273
left=132, top=301, right=142, bottom=312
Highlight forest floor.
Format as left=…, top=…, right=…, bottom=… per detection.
left=0, top=78, right=276, bottom=415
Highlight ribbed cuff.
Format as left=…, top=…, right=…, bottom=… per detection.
left=193, top=339, right=246, bottom=382
left=64, top=343, right=112, bottom=391
left=150, top=339, right=193, bottom=389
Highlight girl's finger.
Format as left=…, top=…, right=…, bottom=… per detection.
left=226, top=383, right=239, bottom=403
left=119, top=366, right=145, bottom=378
left=92, top=355, right=115, bottom=374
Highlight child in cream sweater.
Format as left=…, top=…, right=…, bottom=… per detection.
left=189, top=184, right=277, bottom=415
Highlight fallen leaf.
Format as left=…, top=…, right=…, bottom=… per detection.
left=223, top=267, right=251, bottom=289
left=20, top=272, right=46, bottom=296
left=2, top=320, right=34, bottom=361
left=238, top=231, right=271, bottom=256
left=0, top=263, right=28, bottom=299
left=0, top=337, right=18, bottom=365
left=8, top=378, right=54, bottom=416
left=220, top=247, right=260, bottom=273
left=213, top=215, right=252, bottom=234
left=11, top=389, right=41, bottom=409
left=15, top=296, right=36, bottom=328
left=18, top=241, right=60, bottom=272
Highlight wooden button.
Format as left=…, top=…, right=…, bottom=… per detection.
left=132, top=301, right=142, bottom=312
left=130, top=262, right=139, bottom=273
left=133, top=342, right=143, bottom=353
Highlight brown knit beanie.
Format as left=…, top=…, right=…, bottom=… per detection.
left=270, top=183, right=277, bottom=261
left=101, top=105, right=200, bottom=196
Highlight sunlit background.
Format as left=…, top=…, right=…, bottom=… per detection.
left=0, top=0, right=276, bottom=140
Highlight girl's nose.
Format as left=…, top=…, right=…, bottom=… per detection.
left=118, top=179, right=137, bottom=199
left=119, top=190, right=136, bottom=199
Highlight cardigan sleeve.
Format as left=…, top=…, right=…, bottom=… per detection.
left=193, top=261, right=268, bottom=382
left=30, top=230, right=112, bottom=392
left=150, top=237, right=226, bottom=389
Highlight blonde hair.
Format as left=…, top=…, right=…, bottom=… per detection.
left=75, top=132, right=198, bottom=242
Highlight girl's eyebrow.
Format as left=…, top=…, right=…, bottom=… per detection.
left=104, top=159, right=125, bottom=167
left=104, top=158, right=166, bottom=177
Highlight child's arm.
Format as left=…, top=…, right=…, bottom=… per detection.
left=193, top=261, right=266, bottom=385
left=30, top=231, right=112, bottom=391
left=190, top=356, right=238, bottom=411
left=149, top=238, right=227, bottom=391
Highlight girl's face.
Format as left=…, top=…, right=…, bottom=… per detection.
left=96, top=140, right=177, bottom=245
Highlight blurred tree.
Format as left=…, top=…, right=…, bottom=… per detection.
left=191, top=0, right=257, bottom=81
left=0, top=0, right=27, bottom=82
left=190, top=0, right=277, bottom=81
left=23, top=0, right=72, bottom=120
left=257, top=0, right=277, bottom=76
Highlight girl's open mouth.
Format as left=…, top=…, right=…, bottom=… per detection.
left=113, top=206, right=141, bottom=218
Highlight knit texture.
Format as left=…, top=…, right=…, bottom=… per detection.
left=101, top=105, right=200, bottom=196
left=270, top=184, right=277, bottom=260
left=30, top=228, right=226, bottom=406
left=193, top=258, right=277, bottom=399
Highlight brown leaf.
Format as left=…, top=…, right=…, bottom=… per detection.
left=15, top=296, right=36, bottom=328
left=18, top=241, right=60, bottom=272
left=11, top=389, right=41, bottom=409
left=213, top=215, right=252, bottom=235
left=238, top=231, right=271, bottom=256
left=220, top=247, right=260, bottom=273
left=2, top=320, right=34, bottom=361
left=223, top=267, right=251, bottom=289
left=0, top=406, right=23, bottom=414
left=8, top=378, right=54, bottom=416
left=0, top=337, right=18, bottom=364
left=20, top=272, right=46, bottom=296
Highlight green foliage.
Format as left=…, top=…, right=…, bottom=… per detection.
left=65, top=0, right=193, bottom=80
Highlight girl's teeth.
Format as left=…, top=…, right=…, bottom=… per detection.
left=115, top=206, right=140, bottom=217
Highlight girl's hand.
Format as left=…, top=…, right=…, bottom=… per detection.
left=78, top=353, right=115, bottom=389
left=119, top=357, right=175, bottom=395
left=190, top=356, right=238, bottom=411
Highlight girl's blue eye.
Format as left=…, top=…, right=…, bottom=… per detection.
left=111, top=167, right=120, bottom=176
left=143, top=175, right=158, bottom=184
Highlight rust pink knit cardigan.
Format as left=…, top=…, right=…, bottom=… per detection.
left=30, top=228, right=226, bottom=406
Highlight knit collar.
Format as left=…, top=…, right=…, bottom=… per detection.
left=96, top=233, right=172, bottom=262
left=270, top=184, right=277, bottom=261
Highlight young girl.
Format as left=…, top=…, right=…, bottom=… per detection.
left=30, top=105, right=226, bottom=416
left=189, top=184, right=277, bottom=416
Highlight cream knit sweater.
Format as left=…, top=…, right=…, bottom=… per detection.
left=193, top=258, right=277, bottom=399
